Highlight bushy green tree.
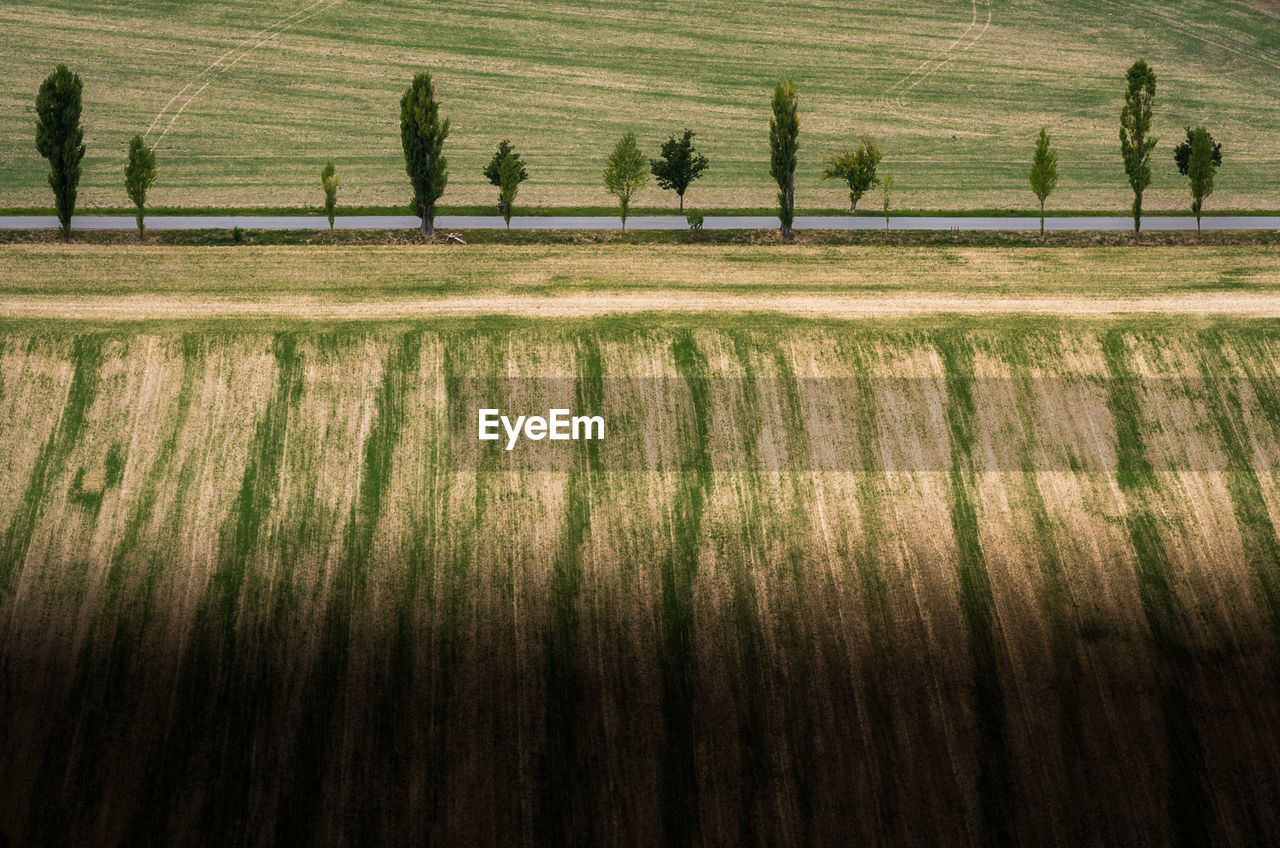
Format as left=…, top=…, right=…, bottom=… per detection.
left=1185, top=126, right=1218, bottom=232
left=35, top=64, right=85, bottom=240
left=1174, top=126, right=1221, bottom=176
left=1028, top=127, right=1059, bottom=237
left=1119, top=59, right=1157, bottom=234
left=769, top=80, right=799, bottom=238
left=484, top=139, right=528, bottom=207
left=603, top=132, right=647, bottom=232
left=821, top=135, right=881, bottom=212
left=400, top=72, right=449, bottom=237
left=650, top=129, right=708, bottom=212
left=320, top=161, right=339, bottom=229
left=498, top=154, right=521, bottom=230
left=124, top=134, right=157, bottom=236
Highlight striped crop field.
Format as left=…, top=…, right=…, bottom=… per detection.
left=1, top=0, right=1279, bottom=211
left=4, top=304, right=1280, bottom=843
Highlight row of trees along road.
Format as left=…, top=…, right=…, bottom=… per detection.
left=32, top=62, right=1225, bottom=240
left=1035, top=59, right=1222, bottom=236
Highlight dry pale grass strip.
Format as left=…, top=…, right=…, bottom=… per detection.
left=13, top=290, right=1280, bottom=322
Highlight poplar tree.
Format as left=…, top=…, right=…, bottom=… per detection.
left=1028, top=127, right=1059, bottom=237
left=484, top=139, right=528, bottom=208
left=124, top=135, right=157, bottom=236
left=320, top=161, right=338, bottom=229
left=400, top=72, right=450, bottom=237
left=1119, top=60, right=1157, bottom=235
left=769, top=80, right=799, bottom=239
left=498, top=154, right=521, bottom=230
left=1185, top=126, right=1218, bottom=232
left=35, top=64, right=85, bottom=240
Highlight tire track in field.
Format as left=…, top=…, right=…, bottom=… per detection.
left=1091, top=0, right=1280, bottom=74
left=143, top=0, right=331, bottom=138
left=146, top=0, right=343, bottom=149
left=878, top=0, right=992, bottom=116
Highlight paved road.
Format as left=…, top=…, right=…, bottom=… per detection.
left=2, top=214, right=1278, bottom=231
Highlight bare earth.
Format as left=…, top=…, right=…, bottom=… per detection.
left=6, top=290, right=1280, bottom=321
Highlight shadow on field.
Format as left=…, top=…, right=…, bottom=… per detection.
left=2, top=589, right=1279, bottom=846
left=4, top=325, right=1280, bottom=845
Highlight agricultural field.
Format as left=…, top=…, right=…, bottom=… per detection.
left=2, top=0, right=1279, bottom=212
left=3, top=242, right=1280, bottom=319
left=4, top=245, right=1280, bottom=844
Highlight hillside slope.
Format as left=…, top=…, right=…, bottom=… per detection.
left=2, top=0, right=1278, bottom=210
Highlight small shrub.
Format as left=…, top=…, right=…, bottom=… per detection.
left=231, top=226, right=245, bottom=243
left=686, top=210, right=704, bottom=231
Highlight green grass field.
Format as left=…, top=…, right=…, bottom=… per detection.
left=2, top=0, right=1278, bottom=212
left=3, top=242, right=1278, bottom=298
left=3, top=245, right=1280, bottom=843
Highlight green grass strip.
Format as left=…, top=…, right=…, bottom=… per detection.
left=659, top=331, right=713, bottom=847
left=276, top=333, right=417, bottom=843
left=1, top=335, right=102, bottom=593
left=1196, top=331, right=1280, bottom=639
left=1101, top=330, right=1211, bottom=847
left=535, top=334, right=603, bottom=843
left=937, top=332, right=1015, bottom=848
left=122, top=333, right=304, bottom=842
left=26, top=337, right=206, bottom=843
left=14, top=336, right=106, bottom=843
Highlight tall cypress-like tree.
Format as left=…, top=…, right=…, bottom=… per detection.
left=498, top=154, right=521, bottom=230
left=124, top=134, right=157, bottom=236
left=1028, top=127, right=1059, bottom=238
left=1119, top=59, right=1157, bottom=235
left=1174, top=126, right=1222, bottom=177
left=400, top=72, right=449, bottom=237
left=35, top=64, right=85, bottom=240
left=320, top=161, right=339, bottom=229
left=769, top=80, right=799, bottom=239
left=650, top=129, right=708, bottom=212
left=1185, top=126, right=1218, bottom=233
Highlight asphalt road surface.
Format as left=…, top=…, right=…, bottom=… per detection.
left=2, top=214, right=1278, bottom=231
